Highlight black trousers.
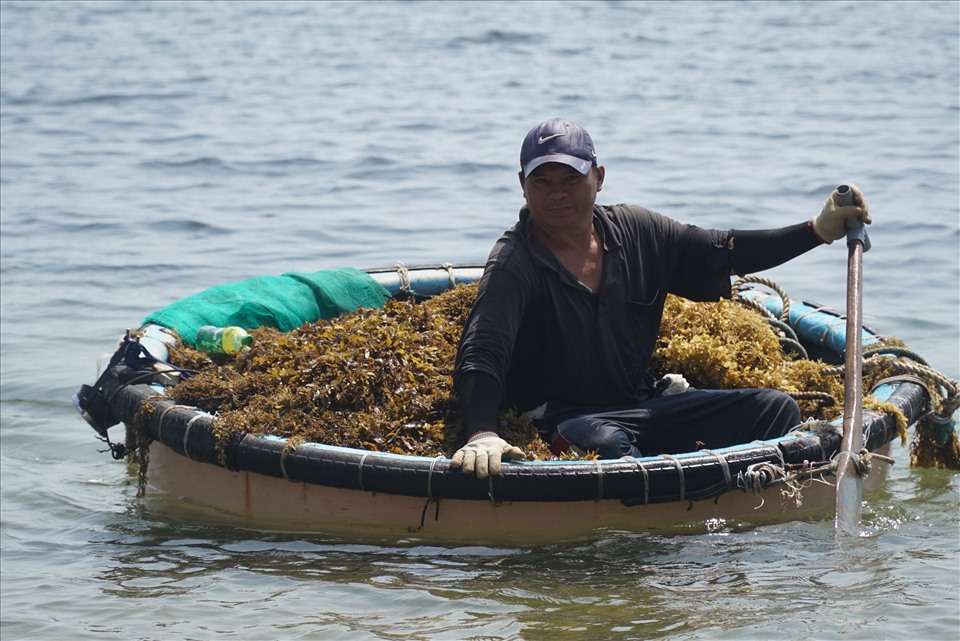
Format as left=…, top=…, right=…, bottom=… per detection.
left=542, top=388, right=801, bottom=459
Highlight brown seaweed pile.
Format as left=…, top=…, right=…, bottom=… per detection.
left=165, top=283, right=937, bottom=463
left=168, top=283, right=547, bottom=460
left=651, top=296, right=845, bottom=419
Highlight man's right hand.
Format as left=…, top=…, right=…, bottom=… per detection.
left=450, top=431, right=526, bottom=479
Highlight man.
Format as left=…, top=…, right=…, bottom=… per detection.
left=451, top=117, right=870, bottom=479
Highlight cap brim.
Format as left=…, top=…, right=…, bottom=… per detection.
left=522, top=154, right=593, bottom=178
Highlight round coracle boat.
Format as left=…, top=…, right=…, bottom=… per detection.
left=74, top=263, right=957, bottom=543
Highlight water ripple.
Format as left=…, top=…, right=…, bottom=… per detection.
left=1, top=1, right=957, bottom=639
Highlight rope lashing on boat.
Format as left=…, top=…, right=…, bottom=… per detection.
left=394, top=262, right=412, bottom=297
left=426, top=454, right=443, bottom=503
left=357, top=452, right=371, bottom=491
left=487, top=473, right=500, bottom=506
left=593, top=458, right=604, bottom=500
left=440, top=262, right=458, bottom=289
left=659, top=454, right=685, bottom=502
left=758, top=439, right=787, bottom=467
left=414, top=456, right=446, bottom=531
left=394, top=262, right=459, bottom=300
left=156, top=404, right=196, bottom=447
left=699, top=449, right=733, bottom=491
left=834, top=448, right=896, bottom=480
left=790, top=304, right=845, bottom=356
left=621, top=456, right=651, bottom=505
left=181, top=413, right=205, bottom=462
left=835, top=448, right=868, bottom=478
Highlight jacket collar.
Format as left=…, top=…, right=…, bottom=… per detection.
left=518, top=204, right=623, bottom=262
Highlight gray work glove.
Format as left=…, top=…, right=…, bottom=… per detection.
left=812, top=183, right=871, bottom=243
left=450, top=431, right=525, bottom=479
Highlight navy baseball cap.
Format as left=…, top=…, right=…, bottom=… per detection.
left=520, top=117, right=597, bottom=177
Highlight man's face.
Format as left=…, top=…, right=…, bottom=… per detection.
left=519, top=162, right=604, bottom=232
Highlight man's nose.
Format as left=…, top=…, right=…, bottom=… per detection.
left=546, top=184, right=568, bottom=199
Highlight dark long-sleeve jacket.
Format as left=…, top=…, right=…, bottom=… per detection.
left=454, top=204, right=821, bottom=432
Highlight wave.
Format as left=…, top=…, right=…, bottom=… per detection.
left=1, top=91, right=194, bottom=108
left=138, top=156, right=335, bottom=176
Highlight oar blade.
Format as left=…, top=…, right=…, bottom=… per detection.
left=834, top=456, right=863, bottom=536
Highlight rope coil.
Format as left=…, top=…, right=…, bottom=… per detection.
left=736, top=447, right=895, bottom=509
left=733, top=275, right=793, bottom=322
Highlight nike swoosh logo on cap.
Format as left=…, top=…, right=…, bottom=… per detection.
left=537, top=132, right=565, bottom=145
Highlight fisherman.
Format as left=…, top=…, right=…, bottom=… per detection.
left=451, top=117, right=871, bottom=479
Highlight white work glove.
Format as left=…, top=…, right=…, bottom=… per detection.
left=812, top=183, right=871, bottom=243
left=656, top=373, right=690, bottom=396
left=450, top=431, right=526, bottom=479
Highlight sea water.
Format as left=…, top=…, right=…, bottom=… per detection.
left=1, top=2, right=958, bottom=639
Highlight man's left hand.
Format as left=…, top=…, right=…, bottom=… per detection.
left=812, top=183, right=871, bottom=243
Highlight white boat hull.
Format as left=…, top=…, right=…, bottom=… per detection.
left=147, top=440, right=892, bottom=543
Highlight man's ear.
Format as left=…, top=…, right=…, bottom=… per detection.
left=518, top=170, right=526, bottom=196
left=595, top=165, right=605, bottom=192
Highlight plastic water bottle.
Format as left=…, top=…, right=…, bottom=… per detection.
left=195, top=325, right=253, bottom=355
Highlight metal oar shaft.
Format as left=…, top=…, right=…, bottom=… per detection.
left=835, top=237, right=864, bottom=535
left=834, top=184, right=869, bottom=537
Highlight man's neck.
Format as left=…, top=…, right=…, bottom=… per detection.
left=534, top=220, right=604, bottom=293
